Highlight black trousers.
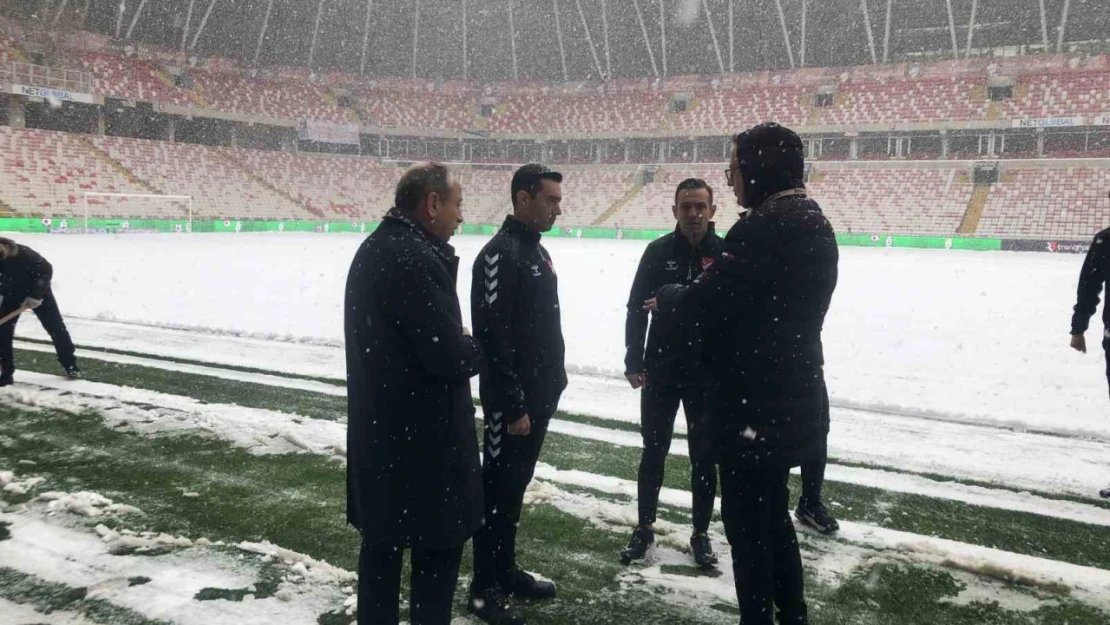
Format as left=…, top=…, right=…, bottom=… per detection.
left=799, top=439, right=828, bottom=508
left=637, top=382, right=717, bottom=534
left=471, top=410, right=551, bottom=592
left=720, top=465, right=808, bottom=625
left=0, top=287, right=77, bottom=375
left=1103, top=338, right=1110, bottom=400
left=358, top=538, right=464, bottom=625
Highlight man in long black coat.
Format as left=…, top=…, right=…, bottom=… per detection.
left=345, top=162, right=483, bottom=625
left=650, top=123, right=838, bottom=625
left=0, top=237, right=80, bottom=385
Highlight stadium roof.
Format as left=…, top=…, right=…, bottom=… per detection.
left=79, top=0, right=1109, bottom=81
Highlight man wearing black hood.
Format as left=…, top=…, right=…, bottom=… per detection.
left=648, top=123, right=838, bottom=625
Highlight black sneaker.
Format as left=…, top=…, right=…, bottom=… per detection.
left=0, top=375, right=12, bottom=387
left=1101, top=488, right=1110, bottom=499
left=619, top=526, right=655, bottom=564
left=64, top=365, right=81, bottom=380
left=503, top=566, right=556, bottom=600
left=690, top=532, right=718, bottom=569
left=468, top=585, right=526, bottom=625
left=796, top=501, right=840, bottom=535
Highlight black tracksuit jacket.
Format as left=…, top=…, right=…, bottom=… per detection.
left=624, top=225, right=723, bottom=387
left=472, top=216, right=567, bottom=423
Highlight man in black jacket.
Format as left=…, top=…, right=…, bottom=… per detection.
left=0, top=238, right=80, bottom=385
left=468, top=164, right=567, bottom=625
left=1068, top=216, right=1110, bottom=498
left=345, top=162, right=483, bottom=625
left=620, top=178, right=722, bottom=568
left=649, top=123, right=838, bottom=625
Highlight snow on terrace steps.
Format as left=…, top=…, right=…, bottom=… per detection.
left=6, top=368, right=1110, bottom=524
left=5, top=375, right=1110, bottom=611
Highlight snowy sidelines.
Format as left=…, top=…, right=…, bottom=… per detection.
left=13, top=233, right=1109, bottom=443
left=5, top=372, right=1110, bottom=608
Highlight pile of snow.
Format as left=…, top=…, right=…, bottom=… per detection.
left=1, top=473, right=45, bottom=496
left=38, top=490, right=143, bottom=518
left=238, top=540, right=356, bottom=587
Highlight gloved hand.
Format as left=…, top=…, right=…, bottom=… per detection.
left=22, top=297, right=43, bottom=310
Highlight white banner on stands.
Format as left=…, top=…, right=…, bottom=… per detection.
left=1093, top=114, right=1110, bottom=127
left=298, top=120, right=361, bottom=146
left=1012, top=117, right=1085, bottom=128
left=11, top=84, right=99, bottom=105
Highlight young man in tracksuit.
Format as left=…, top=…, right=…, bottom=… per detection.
left=620, top=178, right=722, bottom=568
left=0, top=237, right=81, bottom=385
left=469, top=164, right=567, bottom=625
left=1068, top=216, right=1110, bottom=498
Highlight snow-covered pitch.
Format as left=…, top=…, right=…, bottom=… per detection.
left=19, top=232, right=1106, bottom=440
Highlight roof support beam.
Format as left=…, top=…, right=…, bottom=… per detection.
left=575, top=0, right=606, bottom=79
left=882, top=0, right=893, bottom=63
left=860, top=0, right=878, bottom=64
left=1056, top=0, right=1071, bottom=53
left=254, top=0, right=274, bottom=65
left=553, top=0, right=569, bottom=81
left=189, top=0, right=220, bottom=52
left=701, top=0, right=725, bottom=74
left=774, top=0, right=795, bottom=69
left=360, top=0, right=374, bottom=74
left=944, top=0, right=959, bottom=60
left=125, top=0, right=148, bottom=40
left=964, top=0, right=978, bottom=58
left=631, top=0, right=659, bottom=78
left=308, top=0, right=326, bottom=68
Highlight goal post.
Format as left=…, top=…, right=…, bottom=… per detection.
left=82, top=192, right=193, bottom=234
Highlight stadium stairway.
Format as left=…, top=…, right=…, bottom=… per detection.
left=74, top=136, right=163, bottom=195
left=593, top=177, right=646, bottom=227
left=217, top=151, right=323, bottom=218
left=0, top=197, right=15, bottom=217
left=958, top=184, right=991, bottom=235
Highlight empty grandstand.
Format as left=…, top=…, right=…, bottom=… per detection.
left=0, top=1, right=1107, bottom=241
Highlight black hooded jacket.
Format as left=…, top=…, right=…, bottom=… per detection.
left=1070, top=227, right=1110, bottom=337
left=656, top=123, right=838, bottom=469
left=0, top=239, right=53, bottom=307
left=625, top=224, right=723, bottom=386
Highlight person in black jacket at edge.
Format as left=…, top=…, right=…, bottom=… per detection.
left=468, top=164, right=567, bottom=625
left=0, top=237, right=80, bottom=385
left=344, top=162, right=483, bottom=625
left=646, top=123, right=838, bottom=625
left=1067, top=206, right=1110, bottom=499
left=620, top=178, right=723, bottom=569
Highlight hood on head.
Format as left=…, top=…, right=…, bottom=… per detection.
left=734, top=122, right=806, bottom=209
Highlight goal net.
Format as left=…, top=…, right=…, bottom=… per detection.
left=81, top=193, right=193, bottom=234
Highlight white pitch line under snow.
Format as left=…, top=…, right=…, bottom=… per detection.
left=7, top=365, right=1110, bottom=528
left=13, top=340, right=346, bottom=397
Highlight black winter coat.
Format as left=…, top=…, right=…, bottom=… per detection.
left=345, top=208, right=484, bottom=549
left=625, top=225, right=723, bottom=387
left=657, top=195, right=838, bottom=469
left=472, top=216, right=567, bottom=423
left=0, top=241, right=53, bottom=308
left=1071, top=227, right=1110, bottom=336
